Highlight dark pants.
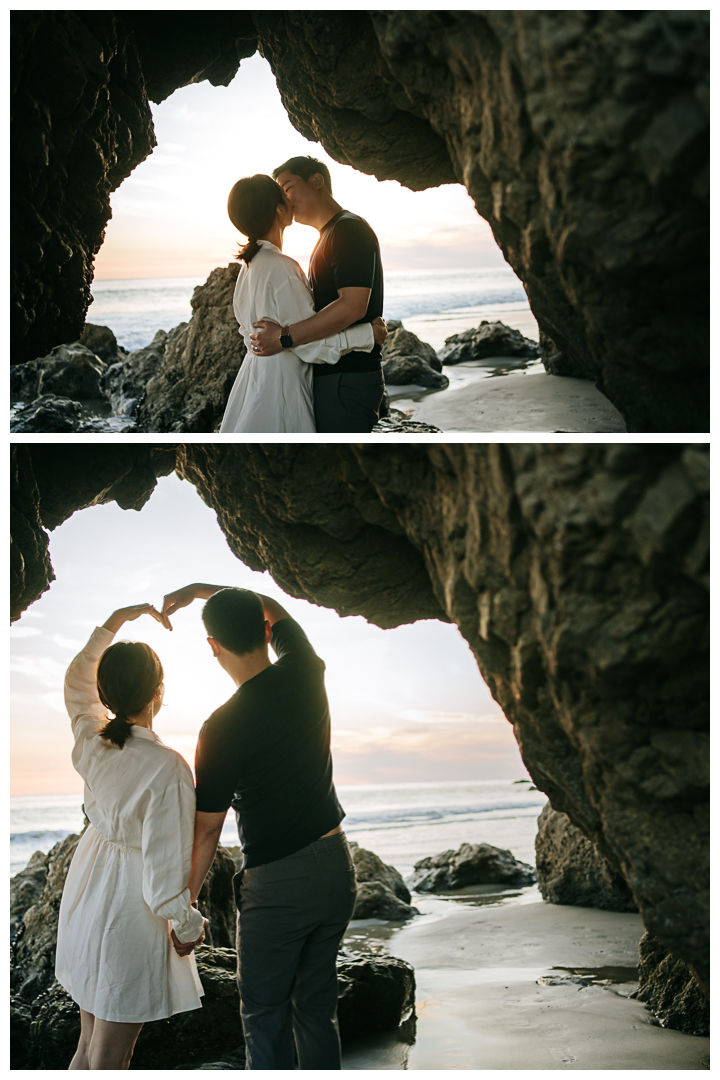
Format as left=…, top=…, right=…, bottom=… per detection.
left=313, top=370, right=386, bottom=433
left=233, top=832, right=358, bottom=1070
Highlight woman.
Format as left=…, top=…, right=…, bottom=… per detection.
left=55, top=603, right=207, bottom=1070
left=220, top=174, right=386, bottom=433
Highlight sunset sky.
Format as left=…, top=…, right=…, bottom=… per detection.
left=10, top=473, right=526, bottom=798
left=93, top=52, right=506, bottom=281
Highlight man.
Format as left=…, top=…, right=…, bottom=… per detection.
left=161, top=583, right=357, bottom=1071
left=250, top=155, right=386, bottom=433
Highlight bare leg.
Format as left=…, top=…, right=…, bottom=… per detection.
left=68, top=1009, right=95, bottom=1070
left=87, top=1018, right=144, bottom=1070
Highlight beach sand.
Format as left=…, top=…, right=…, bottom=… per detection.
left=341, top=897, right=710, bottom=1070
left=390, top=303, right=626, bottom=434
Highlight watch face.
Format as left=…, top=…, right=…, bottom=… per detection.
left=280, top=333, right=293, bottom=349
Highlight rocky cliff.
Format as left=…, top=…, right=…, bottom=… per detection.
left=10, top=444, right=709, bottom=997
left=11, top=12, right=708, bottom=431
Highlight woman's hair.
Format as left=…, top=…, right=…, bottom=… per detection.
left=202, top=588, right=267, bottom=656
left=96, top=641, right=164, bottom=749
left=227, top=174, right=286, bottom=265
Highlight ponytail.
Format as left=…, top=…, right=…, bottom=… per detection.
left=98, top=714, right=134, bottom=750
left=237, top=237, right=262, bottom=265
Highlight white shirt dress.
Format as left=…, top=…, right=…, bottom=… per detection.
left=55, top=626, right=206, bottom=1023
left=219, top=240, right=375, bottom=433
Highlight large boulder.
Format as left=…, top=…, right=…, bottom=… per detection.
left=438, top=321, right=541, bottom=366
left=535, top=804, right=637, bottom=912
left=381, top=323, right=449, bottom=389
left=11, top=344, right=107, bottom=403
left=408, top=842, right=536, bottom=893
left=100, top=329, right=168, bottom=417
left=353, top=881, right=418, bottom=921
left=539, top=330, right=589, bottom=380
left=79, top=322, right=122, bottom=365
left=134, top=265, right=246, bottom=432
left=10, top=394, right=110, bottom=433
left=10, top=851, right=50, bottom=940
left=349, top=842, right=412, bottom=903
left=337, top=953, right=415, bottom=1041
left=632, top=932, right=709, bottom=1036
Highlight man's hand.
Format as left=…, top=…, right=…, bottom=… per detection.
left=250, top=321, right=282, bottom=357
left=171, top=918, right=208, bottom=958
left=372, top=317, right=388, bottom=346
left=103, top=603, right=172, bottom=634
left=162, top=584, right=223, bottom=618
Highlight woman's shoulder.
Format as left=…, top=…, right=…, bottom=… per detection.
left=142, top=736, right=193, bottom=784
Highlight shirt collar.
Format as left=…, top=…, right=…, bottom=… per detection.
left=257, top=239, right=281, bottom=254
left=130, top=726, right=161, bottom=743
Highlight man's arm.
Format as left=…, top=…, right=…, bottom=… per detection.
left=187, top=810, right=227, bottom=902
left=162, top=584, right=292, bottom=627
left=251, top=286, right=372, bottom=356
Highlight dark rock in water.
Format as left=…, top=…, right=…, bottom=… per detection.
left=10, top=395, right=110, bottom=433
left=11, top=345, right=107, bottom=403
left=10, top=851, right=49, bottom=940
left=540, top=330, right=589, bottom=380
left=535, top=804, right=637, bottom=913
left=79, top=323, right=122, bottom=365
left=353, top=881, right=418, bottom=921
left=381, top=324, right=448, bottom=389
left=349, top=842, right=412, bottom=904
left=373, top=410, right=442, bottom=433
left=197, top=846, right=237, bottom=950
left=408, top=842, right=536, bottom=892
left=134, top=265, right=246, bottom=432
left=101, top=329, right=168, bottom=417
left=438, top=321, right=541, bottom=366
left=337, top=954, right=415, bottom=1041
left=632, top=932, right=709, bottom=1036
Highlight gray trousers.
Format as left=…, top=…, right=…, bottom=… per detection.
left=234, top=832, right=357, bottom=1070
left=313, top=370, right=386, bottom=433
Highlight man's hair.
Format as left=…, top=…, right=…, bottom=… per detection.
left=272, top=155, right=333, bottom=195
left=202, top=588, right=267, bottom=656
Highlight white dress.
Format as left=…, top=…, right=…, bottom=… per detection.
left=219, top=239, right=375, bottom=433
left=55, top=626, right=206, bottom=1023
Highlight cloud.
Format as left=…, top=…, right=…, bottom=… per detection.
left=332, top=715, right=516, bottom=762
left=10, top=626, right=41, bottom=638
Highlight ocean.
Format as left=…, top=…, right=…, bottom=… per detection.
left=11, top=779, right=546, bottom=880
left=89, top=267, right=528, bottom=353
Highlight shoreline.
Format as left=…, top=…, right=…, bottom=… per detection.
left=341, top=895, right=710, bottom=1070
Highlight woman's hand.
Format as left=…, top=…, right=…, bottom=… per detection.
left=171, top=918, right=209, bottom=958
left=372, top=316, right=388, bottom=346
left=103, top=604, right=172, bottom=634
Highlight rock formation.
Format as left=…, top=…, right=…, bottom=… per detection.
left=535, top=804, right=637, bottom=912
left=632, top=932, right=709, bottom=1036
left=11, top=12, right=709, bottom=430
left=408, top=842, right=536, bottom=893
left=9, top=444, right=709, bottom=1000
left=381, top=323, right=448, bottom=390
left=349, top=843, right=418, bottom=921
left=100, top=329, right=167, bottom=418
left=438, top=322, right=541, bottom=366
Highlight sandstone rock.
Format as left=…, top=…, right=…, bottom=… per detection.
left=408, top=842, right=536, bottom=892
left=438, top=321, right=541, bottom=366
left=10, top=395, right=109, bottom=433
left=101, top=329, right=167, bottom=416
left=11, top=851, right=49, bottom=939
left=381, top=324, right=448, bottom=389
left=337, top=954, right=415, bottom=1041
left=9, top=444, right=710, bottom=993
left=535, top=804, right=637, bottom=912
left=134, top=265, right=246, bottom=432
left=79, top=322, right=122, bottom=365
left=632, top=932, right=709, bottom=1036
left=352, top=880, right=418, bottom=921
left=540, top=330, right=589, bottom=380
left=349, top=842, right=412, bottom=903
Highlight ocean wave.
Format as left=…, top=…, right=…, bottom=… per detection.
left=343, top=799, right=546, bottom=832
left=11, top=829, right=75, bottom=848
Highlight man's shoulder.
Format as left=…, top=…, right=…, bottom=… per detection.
left=328, top=211, right=378, bottom=245
left=199, top=692, right=243, bottom=740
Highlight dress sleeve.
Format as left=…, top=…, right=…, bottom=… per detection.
left=274, top=272, right=375, bottom=366
left=64, top=626, right=115, bottom=735
left=141, top=768, right=206, bottom=943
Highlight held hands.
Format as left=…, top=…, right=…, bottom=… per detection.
left=171, top=918, right=209, bottom=958
left=249, top=320, right=282, bottom=357
left=103, top=603, right=172, bottom=634
left=162, top=584, right=205, bottom=618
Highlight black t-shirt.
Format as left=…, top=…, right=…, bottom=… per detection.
left=309, top=210, right=384, bottom=375
left=194, top=618, right=344, bottom=868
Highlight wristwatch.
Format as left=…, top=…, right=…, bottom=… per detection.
left=280, top=326, right=294, bottom=349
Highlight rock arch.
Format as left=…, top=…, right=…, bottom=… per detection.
left=11, top=12, right=709, bottom=431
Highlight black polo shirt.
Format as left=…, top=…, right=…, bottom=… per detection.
left=194, top=618, right=344, bottom=868
left=309, top=209, right=384, bottom=375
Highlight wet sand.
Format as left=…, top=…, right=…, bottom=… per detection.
left=390, top=303, right=626, bottom=434
left=341, top=897, right=709, bottom=1070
